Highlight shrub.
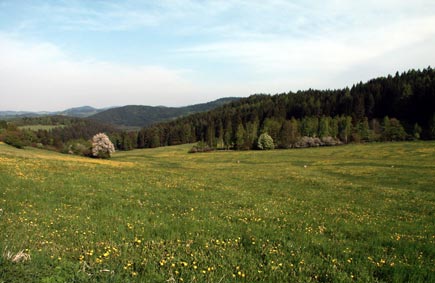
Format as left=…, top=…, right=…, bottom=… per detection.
left=91, top=133, right=115, bottom=158
left=3, top=132, right=25, bottom=149
left=293, top=136, right=342, bottom=148
left=294, top=136, right=320, bottom=148
left=63, top=139, right=92, bottom=156
left=188, top=141, right=214, bottom=153
left=257, top=133, right=274, bottom=150
left=321, top=136, right=342, bottom=146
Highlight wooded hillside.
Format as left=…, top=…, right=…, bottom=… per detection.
left=138, top=67, right=435, bottom=149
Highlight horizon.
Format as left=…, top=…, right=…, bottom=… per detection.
left=0, top=66, right=432, bottom=113
left=1, top=0, right=435, bottom=112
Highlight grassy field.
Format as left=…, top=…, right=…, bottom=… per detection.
left=0, top=141, right=434, bottom=282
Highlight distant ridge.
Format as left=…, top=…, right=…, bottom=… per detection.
left=0, top=106, right=108, bottom=119
left=89, top=97, right=239, bottom=128
left=58, top=106, right=103, bottom=118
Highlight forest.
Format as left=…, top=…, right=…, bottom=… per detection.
left=137, top=67, right=435, bottom=150
left=1, top=67, right=435, bottom=154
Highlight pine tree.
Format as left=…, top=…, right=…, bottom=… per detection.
left=430, top=113, right=435, bottom=139
left=235, top=124, right=246, bottom=150
left=382, top=116, right=391, bottom=141
left=319, top=116, right=330, bottom=138
left=413, top=123, right=422, bottom=140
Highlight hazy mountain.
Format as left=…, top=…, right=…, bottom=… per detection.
left=89, top=97, right=240, bottom=128
left=0, top=106, right=108, bottom=119
left=0, top=111, right=48, bottom=119
left=58, top=106, right=104, bottom=118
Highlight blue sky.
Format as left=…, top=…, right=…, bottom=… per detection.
left=1, top=0, right=435, bottom=111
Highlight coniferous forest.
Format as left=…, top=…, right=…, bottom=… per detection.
left=137, top=67, right=435, bottom=150
left=1, top=67, right=435, bottom=153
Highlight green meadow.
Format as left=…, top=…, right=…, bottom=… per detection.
left=0, top=141, right=434, bottom=282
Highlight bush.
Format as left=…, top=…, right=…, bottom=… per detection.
left=188, top=141, right=214, bottom=153
left=63, top=139, right=92, bottom=156
left=293, top=136, right=342, bottom=148
left=294, top=136, right=321, bottom=148
left=257, top=133, right=274, bottom=150
left=3, top=132, right=25, bottom=149
left=321, top=136, right=342, bottom=146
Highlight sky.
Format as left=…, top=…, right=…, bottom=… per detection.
left=1, top=0, right=435, bottom=111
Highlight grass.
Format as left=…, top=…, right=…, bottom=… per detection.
left=0, top=141, right=434, bottom=282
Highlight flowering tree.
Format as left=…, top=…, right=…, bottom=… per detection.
left=257, top=133, right=274, bottom=150
left=91, top=133, right=115, bottom=158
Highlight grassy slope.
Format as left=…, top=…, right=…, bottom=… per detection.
left=0, top=142, right=434, bottom=282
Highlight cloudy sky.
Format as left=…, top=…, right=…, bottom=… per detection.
left=1, top=0, right=435, bottom=111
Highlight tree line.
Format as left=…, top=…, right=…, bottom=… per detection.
left=0, top=116, right=136, bottom=155
left=137, top=67, right=435, bottom=150
left=1, top=67, right=435, bottom=153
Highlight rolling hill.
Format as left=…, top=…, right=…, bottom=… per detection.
left=89, top=97, right=239, bottom=128
left=0, top=106, right=107, bottom=119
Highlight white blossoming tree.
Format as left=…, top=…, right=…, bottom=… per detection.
left=257, top=133, right=274, bottom=150
left=91, top=133, right=115, bottom=158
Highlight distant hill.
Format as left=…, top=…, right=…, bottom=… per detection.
left=0, top=106, right=107, bottom=119
left=89, top=97, right=239, bottom=128
left=0, top=111, right=44, bottom=119
left=58, top=106, right=104, bottom=118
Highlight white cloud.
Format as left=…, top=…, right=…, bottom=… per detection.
left=176, top=13, right=435, bottom=89
left=0, top=34, right=204, bottom=111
